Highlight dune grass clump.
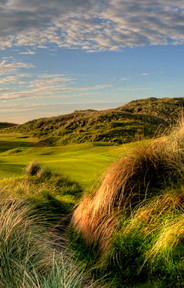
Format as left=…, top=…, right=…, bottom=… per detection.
left=97, top=191, right=184, bottom=287
left=25, top=159, right=42, bottom=176
left=0, top=195, right=97, bottom=288
left=72, top=121, right=184, bottom=248
left=70, top=189, right=184, bottom=287
left=70, top=121, right=184, bottom=287
left=0, top=198, right=51, bottom=287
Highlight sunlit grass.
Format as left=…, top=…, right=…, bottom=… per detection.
left=70, top=120, right=184, bottom=287
left=0, top=196, right=98, bottom=288
left=0, top=160, right=83, bottom=224
left=0, top=135, right=142, bottom=189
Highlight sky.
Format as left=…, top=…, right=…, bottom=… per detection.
left=1, top=0, right=184, bottom=124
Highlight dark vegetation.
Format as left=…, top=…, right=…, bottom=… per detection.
left=3, top=97, right=184, bottom=145
left=0, top=122, right=17, bottom=130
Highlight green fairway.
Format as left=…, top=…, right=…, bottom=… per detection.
left=0, top=133, right=139, bottom=189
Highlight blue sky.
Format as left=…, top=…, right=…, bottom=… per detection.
left=1, top=0, right=184, bottom=124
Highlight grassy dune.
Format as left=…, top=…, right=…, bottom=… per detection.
left=70, top=120, right=184, bottom=287
left=0, top=122, right=17, bottom=130
left=2, top=111, right=184, bottom=286
left=0, top=131, right=146, bottom=287
left=4, top=97, right=184, bottom=146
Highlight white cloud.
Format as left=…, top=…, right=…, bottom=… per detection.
left=28, top=77, right=73, bottom=88
left=19, top=73, right=32, bottom=78
left=0, top=59, right=34, bottom=76
left=120, top=78, right=129, bottom=81
left=0, top=83, right=112, bottom=101
left=20, top=50, right=36, bottom=54
left=0, top=1, right=183, bottom=51
left=76, top=84, right=112, bottom=91
left=0, top=75, right=18, bottom=84
left=119, top=87, right=152, bottom=91
left=0, top=88, right=10, bottom=92
left=40, top=74, right=65, bottom=78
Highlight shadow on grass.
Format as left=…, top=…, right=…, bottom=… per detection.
left=0, top=140, right=34, bottom=153
left=30, top=193, right=73, bottom=224
left=0, top=163, right=25, bottom=177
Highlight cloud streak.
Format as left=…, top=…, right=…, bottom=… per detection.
left=119, top=87, right=152, bottom=91
left=0, top=59, right=34, bottom=76
left=0, top=81, right=112, bottom=101
left=0, top=58, right=113, bottom=104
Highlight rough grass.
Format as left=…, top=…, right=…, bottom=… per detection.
left=3, top=110, right=184, bottom=287
left=71, top=121, right=184, bottom=249
left=0, top=196, right=98, bottom=288
left=0, top=160, right=82, bottom=224
left=70, top=119, right=184, bottom=287
left=0, top=161, right=100, bottom=287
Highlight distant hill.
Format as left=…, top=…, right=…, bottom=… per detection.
left=0, top=122, right=17, bottom=130
left=3, top=97, right=184, bottom=145
left=118, top=97, right=184, bottom=121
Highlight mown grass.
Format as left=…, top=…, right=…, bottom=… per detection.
left=0, top=134, right=139, bottom=189
left=69, top=120, right=184, bottom=287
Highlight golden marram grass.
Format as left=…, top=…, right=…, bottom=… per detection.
left=71, top=120, right=184, bottom=250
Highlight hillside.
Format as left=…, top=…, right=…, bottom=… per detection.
left=118, top=96, right=184, bottom=121
left=3, top=97, right=184, bottom=145
left=0, top=122, right=17, bottom=130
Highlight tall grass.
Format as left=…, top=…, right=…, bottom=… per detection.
left=72, top=121, right=184, bottom=248
left=70, top=120, right=184, bottom=287
left=0, top=196, right=97, bottom=287
left=0, top=160, right=99, bottom=287
left=0, top=160, right=82, bottom=224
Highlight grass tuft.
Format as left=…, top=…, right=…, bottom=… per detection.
left=70, top=120, right=184, bottom=287
left=25, top=159, right=42, bottom=176
left=0, top=195, right=98, bottom=287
